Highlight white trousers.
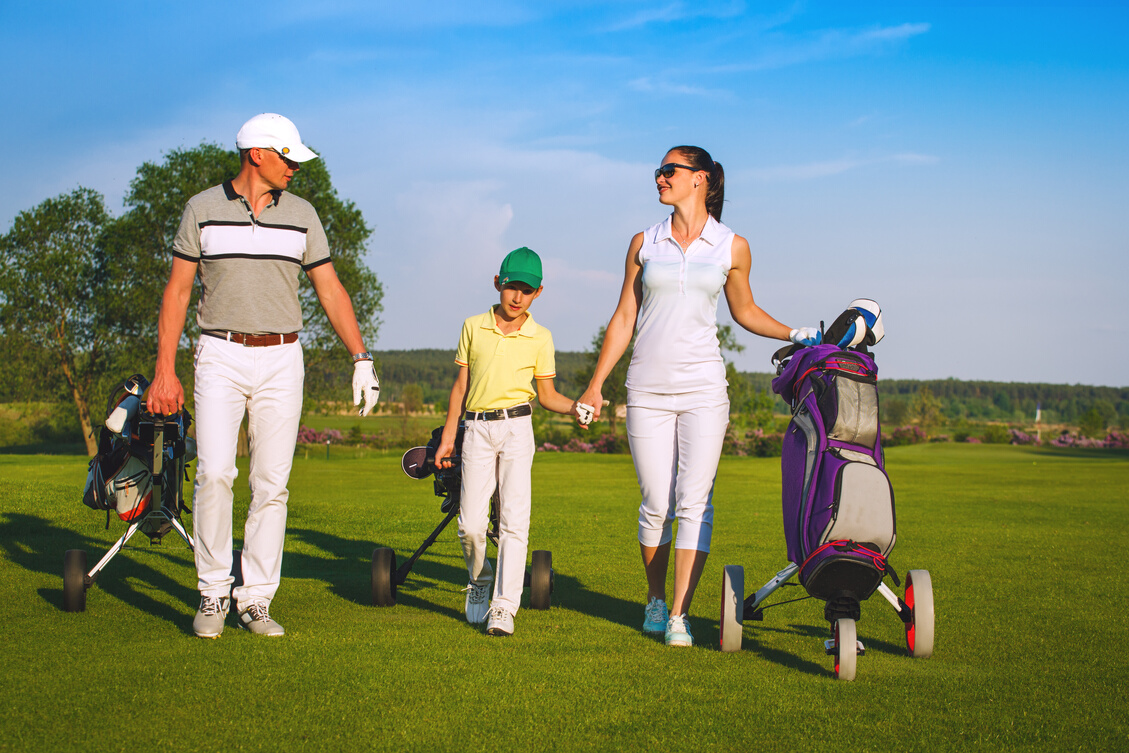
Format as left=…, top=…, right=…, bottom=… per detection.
left=627, top=387, right=730, bottom=552
left=458, top=414, right=535, bottom=616
left=192, top=336, right=304, bottom=605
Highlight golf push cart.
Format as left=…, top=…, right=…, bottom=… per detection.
left=719, top=300, right=935, bottom=681
left=66, top=375, right=196, bottom=612
left=370, top=424, right=554, bottom=610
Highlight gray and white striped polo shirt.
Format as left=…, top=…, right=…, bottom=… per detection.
left=172, top=181, right=332, bottom=335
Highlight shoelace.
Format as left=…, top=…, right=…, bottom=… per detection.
left=463, top=584, right=489, bottom=604
left=486, top=606, right=508, bottom=621
left=668, top=615, right=692, bottom=636
left=244, top=603, right=273, bottom=623
left=200, top=597, right=225, bottom=616
left=645, top=599, right=667, bottom=622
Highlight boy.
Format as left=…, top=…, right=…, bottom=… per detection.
left=435, top=247, right=586, bottom=637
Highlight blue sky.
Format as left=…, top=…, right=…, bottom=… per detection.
left=2, top=1, right=1126, bottom=387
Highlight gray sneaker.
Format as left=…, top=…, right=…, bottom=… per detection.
left=485, top=605, right=514, bottom=637
left=237, top=601, right=285, bottom=637
left=464, top=582, right=491, bottom=624
left=643, top=597, right=669, bottom=634
left=193, top=596, right=230, bottom=639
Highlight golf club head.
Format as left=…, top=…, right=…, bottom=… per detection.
left=401, top=446, right=433, bottom=479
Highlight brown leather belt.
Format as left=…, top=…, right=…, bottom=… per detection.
left=464, top=404, right=533, bottom=421
left=202, top=330, right=299, bottom=347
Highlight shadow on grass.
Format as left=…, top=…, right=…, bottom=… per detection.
left=286, top=525, right=643, bottom=631
left=0, top=512, right=198, bottom=633
left=1028, top=446, right=1129, bottom=460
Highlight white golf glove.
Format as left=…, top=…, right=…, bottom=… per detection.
left=352, top=360, right=380, bottom=417
left=789, top=327, right=823, bottom=346
left=576, top=403, right=595, bottom=426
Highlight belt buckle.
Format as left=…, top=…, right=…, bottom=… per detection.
left=486, top=409, right=503, bottom=421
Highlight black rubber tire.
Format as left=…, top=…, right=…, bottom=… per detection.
left=371, top=547, right=397, bottom=607
left=63, top=549, right=87, bottom=613
left=719, top=565, right=744, bottom=653
left=530, top=550, right=552, bottom=610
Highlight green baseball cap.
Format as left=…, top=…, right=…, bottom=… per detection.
left=498, top=247, right=543, bottom=288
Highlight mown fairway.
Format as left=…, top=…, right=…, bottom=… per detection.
left=1, top=444, right=1125, bottom=751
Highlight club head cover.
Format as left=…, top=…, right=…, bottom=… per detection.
left=849, top=298, right=884, bottom=345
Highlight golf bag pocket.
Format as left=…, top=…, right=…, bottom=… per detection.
left=83, top=429, right=131, bottom=512
left=818, top=458, right=895, bottom=556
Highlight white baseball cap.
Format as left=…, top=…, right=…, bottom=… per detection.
left=236, top=113, right=319, bottom=162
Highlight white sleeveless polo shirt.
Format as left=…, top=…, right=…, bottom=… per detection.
left=626, top=214, right=735, bottom=394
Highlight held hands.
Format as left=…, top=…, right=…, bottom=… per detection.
left=789, top=327, right=823, bottom=347
left=352, top=360, right=380, bottom=417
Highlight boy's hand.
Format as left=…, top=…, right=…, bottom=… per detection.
left=575, top=402, right=595, bottom=427
left=435, top=438, right=456, bottom=469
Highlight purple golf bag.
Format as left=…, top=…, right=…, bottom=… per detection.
left=772, top=342, right=896, bottom=619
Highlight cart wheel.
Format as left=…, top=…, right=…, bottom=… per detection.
left=371, top=548, right=397, bottom=607
left=720, top=565, right=744, bottom=653
left=63, top=549, right=87, bottom=613
left=530, top=550, right=552, bottom=610
left=834, top=618, right=857, bottom=681
left=905, top=569, right=935, bottom=658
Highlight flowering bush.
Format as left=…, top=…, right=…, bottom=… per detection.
left=537, top=432, right=629, bottom=454
left=1051, top=430, right=1129, bottom=449
left=883, top=426, right=926, bottom=447
left=964, top=436, right=982, bottom=443
left=1009, top=429, right=1039, bottom=445
left=723, top=428, right=784, bottom=457
left=296, top=426, right=344, bottom=444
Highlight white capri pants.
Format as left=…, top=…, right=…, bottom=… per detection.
left=458, top=414, right=535, bottom=616
left=192, top=336, right=304, bottom=605
left=626, top=387, right=730, bottom=552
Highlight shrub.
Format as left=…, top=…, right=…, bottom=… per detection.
left=1009, top=429, right=1039, bottom=445
left=983, top=424, right=1011, bottom=444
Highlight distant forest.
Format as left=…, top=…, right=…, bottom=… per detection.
left=373, top=349, right=1128, bottom=427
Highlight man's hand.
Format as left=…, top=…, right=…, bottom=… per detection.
left=146, top=370, right=185, bottom=416
left=353, top=360, right=380, bottom=417
left=575, top=402, right=595, bottom=427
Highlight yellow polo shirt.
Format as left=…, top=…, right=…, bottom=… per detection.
left=455, top=307, right=556, bottom=411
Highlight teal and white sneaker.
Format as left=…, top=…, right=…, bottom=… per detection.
left=665, top=613, right=693, bottom=647
left=643, top=597, right=669, bottom=635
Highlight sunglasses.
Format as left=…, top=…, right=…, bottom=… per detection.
left=264, top=148, right=300, bottom=169
left=654, top=163, right=700, bottom=180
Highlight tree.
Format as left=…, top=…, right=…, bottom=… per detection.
left=910, top=385, right=944, bottom=437
left=0, top=188, right=111, bottom=454
left=401, top=383, right=424, bottom=436
left=576, top=326, right=632, bottom=435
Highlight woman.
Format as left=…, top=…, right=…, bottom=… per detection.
left=578, top=145, right=819, bottom=647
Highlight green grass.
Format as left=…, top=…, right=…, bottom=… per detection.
left=1, top=445, right=1126, bottom=751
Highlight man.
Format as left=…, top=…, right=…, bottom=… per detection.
left=146, top=113, right=379, bottom=638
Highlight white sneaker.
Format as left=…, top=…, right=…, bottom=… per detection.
left=237, top=601, right=285, bottom=637
left=642, top=597, right=669, bottom=634
left=485, top=605, right=514, bottom=637
left=193, top=596, right=229, bottom=639
left=464, top=582, right=490, bottom=624
left=665, top=613, right=693, bottom=647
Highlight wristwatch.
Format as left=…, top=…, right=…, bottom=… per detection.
left=352, top=351, right=373, bottom=362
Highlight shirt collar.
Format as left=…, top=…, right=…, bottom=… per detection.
left=482, top=306, right=539, bottom=337
left=657, top=214, right=724, bottom=247
left=222, top=180, right=282, bottom=208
